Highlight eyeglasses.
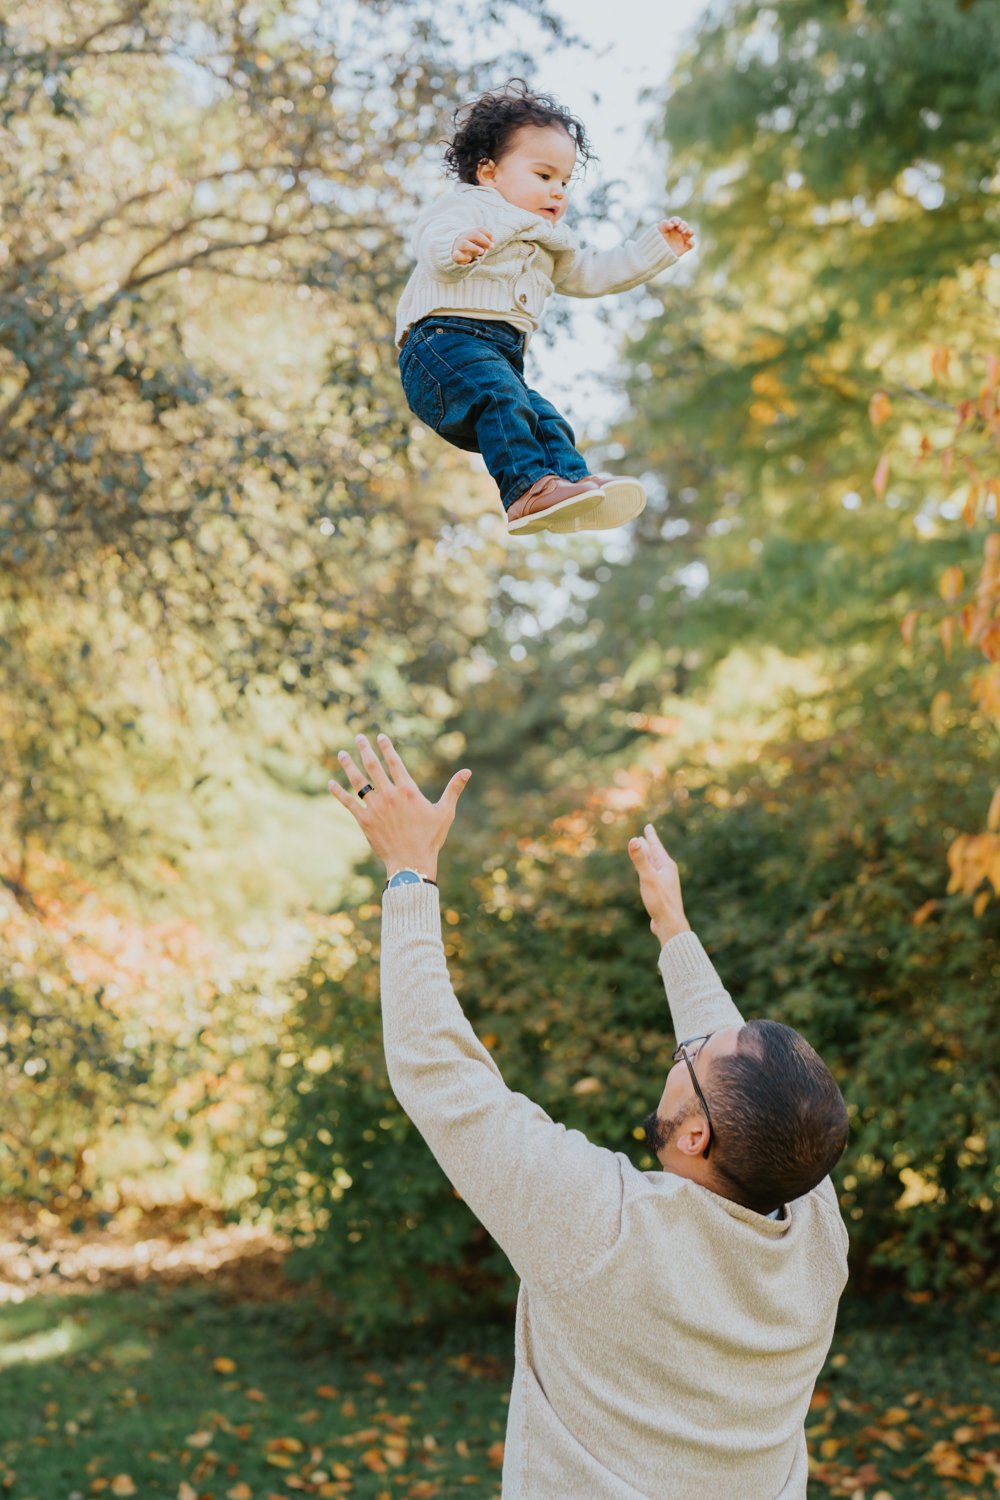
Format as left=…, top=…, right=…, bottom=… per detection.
left=672, top=1033, right=715, bottom=1159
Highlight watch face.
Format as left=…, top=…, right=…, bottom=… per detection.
left=389, top=869, right=422, bottom=888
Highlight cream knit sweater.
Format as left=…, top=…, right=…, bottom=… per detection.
left=380, top=884, right=849, bottom=1499
left=395, top=183, right=679, bottom=347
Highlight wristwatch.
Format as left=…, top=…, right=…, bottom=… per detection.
left=384, top=868, right=438, bottom=891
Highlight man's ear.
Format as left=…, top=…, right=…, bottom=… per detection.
left=672, top=1114, right=710, bottom=1158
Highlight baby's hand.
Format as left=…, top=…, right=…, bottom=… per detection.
left=452, top=228, right=494, bottom=265
left=659, top=216, right=695, bottom=257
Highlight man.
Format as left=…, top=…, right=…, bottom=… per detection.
left=329, top=733, right=850, bottom=1500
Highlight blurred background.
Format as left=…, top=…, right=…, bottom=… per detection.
left=1, top=1, right=998, bottom=1496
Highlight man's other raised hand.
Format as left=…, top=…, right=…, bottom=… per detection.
left=628, top=825, right=692, bottom=948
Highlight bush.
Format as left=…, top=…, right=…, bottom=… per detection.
left=261, top=714, right=1000, bottom=1337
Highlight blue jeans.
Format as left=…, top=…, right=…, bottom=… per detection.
left=397, top=316, right=589, bottom=511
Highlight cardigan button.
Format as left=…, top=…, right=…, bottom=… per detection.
left=518, top=293, right=528, bottom=303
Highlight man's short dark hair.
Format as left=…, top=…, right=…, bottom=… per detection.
left=705, top=1020, right=849, bottom=1215
left=443, top=78, right=594, bottom=185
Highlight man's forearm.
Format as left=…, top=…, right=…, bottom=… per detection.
left=658, top=930, right=745, bottom=1040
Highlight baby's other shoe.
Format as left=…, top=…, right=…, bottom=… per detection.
left=506, top=474, right=604, bottom=535
left=545, top=473, right=646, bottom=533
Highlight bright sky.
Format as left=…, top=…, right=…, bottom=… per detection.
left=518, top=0, right=708, bottom=442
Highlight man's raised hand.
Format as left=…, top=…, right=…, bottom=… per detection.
left=628, top=824, right=691, bottom=947
left=328, top=733, right=471, bottom=882
left=452, top=227, right=495, bottom=264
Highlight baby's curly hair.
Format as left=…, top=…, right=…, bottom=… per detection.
left=444, top=78, right=594, bottom=185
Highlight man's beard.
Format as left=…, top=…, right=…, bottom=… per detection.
left=642, top=1107, right=674, bottom=1156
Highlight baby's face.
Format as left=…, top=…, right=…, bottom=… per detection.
left=476, top=123, right=576, bottom=223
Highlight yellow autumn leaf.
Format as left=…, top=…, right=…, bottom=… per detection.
left=110, top=1479, right=137, bottom=1497
left=178, top=1486, right=199, bottom=1500
left=939, top=565, right=964, bottom=602
left=227, top=1486, right=253, bottom=1500
left=213, top=1356, right=237, bottom=1374
left=186, top=1430, right=214, bottom=1448
left=986, top=786, right=1000, bottom=833
left=572, top=1076, right=602, bottom=1095
left=868, top=390, right=892, bottom=427
left=873, top=453, right=890, bottom=498
left=930, top=345, right=952, bottom=382
left=963, top=480, right=980, bottom=526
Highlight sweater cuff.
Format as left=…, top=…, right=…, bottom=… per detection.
left=380, top=880, right=442, bottom=936
left=658, top=929, right=718, bottom=993
left=635, top=224, right=679, bottom=273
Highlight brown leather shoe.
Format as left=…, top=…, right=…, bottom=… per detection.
left=506, top=474, right=603, bottom=535
left=545, top=473, right=646, bottom=533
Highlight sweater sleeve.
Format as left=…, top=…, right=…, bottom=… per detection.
left=657, top=930, right=745, bottom=1041
left=379, top=884, right=624, bottom=1291
left=410, top=194, right=540, bottom=281
left=551, top=224, right=678, bottom=298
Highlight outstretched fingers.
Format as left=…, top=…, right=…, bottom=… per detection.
left=353, top=734, right=390, bottom=792
left=335, top=747, right=370, bottom=796
left=643, top=823, right=674, bottom=868
left=375, top=732, right=417, bottom=789
left=628, top=826, right=675, bottom=874
left=437, top=768, right=472, bottom=813
left=328, top=771, right=365, bottom=822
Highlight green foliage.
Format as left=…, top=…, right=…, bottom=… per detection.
left=0, top=0, right=552, bottom=1213
left=265, top=678, right=999, bottom=1333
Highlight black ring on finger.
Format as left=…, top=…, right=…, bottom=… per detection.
left=357, top=783, right=375, bottom=801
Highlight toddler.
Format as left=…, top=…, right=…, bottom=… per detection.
left=396, top=79, right=694, bottom=536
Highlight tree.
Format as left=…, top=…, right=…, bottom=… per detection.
left=0, top=0, right=564, bottom=1210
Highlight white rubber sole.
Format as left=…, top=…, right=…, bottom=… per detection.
left=545, top=477, right=647, bottom=533
left=506, top=487, right=604, bottom=535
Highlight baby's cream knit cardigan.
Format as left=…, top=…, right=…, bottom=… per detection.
left=395, top=183, right=679, bottom=347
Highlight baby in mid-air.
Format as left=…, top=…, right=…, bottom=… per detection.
left=395, top=78, right=694, bottom=537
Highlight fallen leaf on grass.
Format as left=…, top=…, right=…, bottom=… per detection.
left=214, top=1357, right=237, bottom=1374
left=110, top=1479, right=137, bottom=1497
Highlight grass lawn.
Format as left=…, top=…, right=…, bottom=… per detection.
left=0, top=1284, right=995, bottom=1499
